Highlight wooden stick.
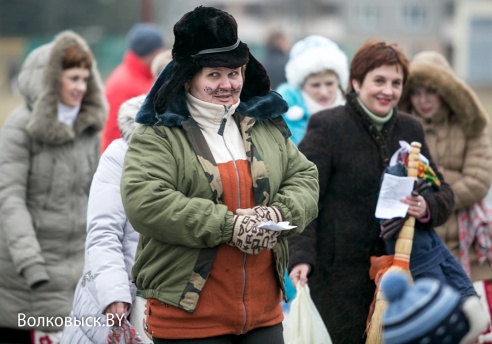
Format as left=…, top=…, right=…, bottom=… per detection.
left=392, top=142, right=421, bottom=269
left=365, top=142, right=421, bottom=344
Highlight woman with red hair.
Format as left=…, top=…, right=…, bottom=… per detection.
left=288, top=40, right=456, bottom=343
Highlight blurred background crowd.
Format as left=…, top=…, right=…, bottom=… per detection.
left=3, top=0, right=490, bottom=199
left=0, top=0, right=492, bottom=342
left=1, top=0, right=492, bottom=113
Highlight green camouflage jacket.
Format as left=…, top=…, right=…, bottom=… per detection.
left=121, top=66, right=319, bottom=313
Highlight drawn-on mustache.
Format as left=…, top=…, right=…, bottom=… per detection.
left=204, top=86, right=242, bottom=96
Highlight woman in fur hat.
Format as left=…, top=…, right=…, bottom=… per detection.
left=399, top=51, right=492, bottom=282
left=276, top=35, right=349, bottom=145
left=120, top=6, right=319, bottom=343
left=0, top=31, right=106, bottom=342
left=288, top=40, right=456, bottom=343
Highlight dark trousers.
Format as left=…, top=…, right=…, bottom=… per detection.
left=153, top=323, right=284, bottom=344
left=0, top=328, right=31, bottom=344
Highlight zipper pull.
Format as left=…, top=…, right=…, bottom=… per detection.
left=217, top=105, right=230, bottom=136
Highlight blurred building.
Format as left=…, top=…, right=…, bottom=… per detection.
left=453, top=0, right=492, bottom=85
left=0, top=0, right=145, bottom=83
left=154, top=0, right=492, bottom=85
left=0, top=0, right=492, bottom=85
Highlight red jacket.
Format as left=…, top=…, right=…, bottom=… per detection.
left=101, top=51, right=154, bottom=153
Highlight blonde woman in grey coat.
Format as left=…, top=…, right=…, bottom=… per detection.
left=0, top=31, right=106, bottom=342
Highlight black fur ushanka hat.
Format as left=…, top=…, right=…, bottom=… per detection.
left=153, top=6, right=271, bottom=113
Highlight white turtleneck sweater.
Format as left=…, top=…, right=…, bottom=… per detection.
left=186, top=93, right=246, bottom=163
left=302, top=88, right=345, bottom=115
left=57, top=102, right=80, bottom=128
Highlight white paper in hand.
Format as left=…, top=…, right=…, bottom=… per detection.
left=258, top=221, right=297, bottom=231
left=375, top=173, right=414, bottom=219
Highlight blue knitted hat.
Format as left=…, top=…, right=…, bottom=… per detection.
left=382, top=273, right=470, bottom=344
left=127, top=23, right=164, bottom=57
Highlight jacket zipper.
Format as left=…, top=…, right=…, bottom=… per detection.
left=217, top=105, right=241, bottom=210
left=67, top=141, right=78, bottom=285
left=217, top=105, right=247, bottom=334
left=42, top=156, right=57, bottom=210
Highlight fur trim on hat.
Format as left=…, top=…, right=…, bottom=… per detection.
left=399, top=51, right=489, bottom=138
left=285, top=35, right=348, bottom=89
left=136, top=61, right=288, bottom=128
left=118, top=95, right=144, bottom=143
left=153, top=6, right=270, bottom=113
left=19, top=30, right=106, bottom=145
left=151, top=49, right=172, bottom=78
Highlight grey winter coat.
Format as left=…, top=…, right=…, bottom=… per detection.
left=61, top=96, right=143, bottom=343
left=0, top=31, right=106, bottom=331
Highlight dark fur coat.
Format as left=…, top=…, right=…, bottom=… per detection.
left=288, top=93, right=454, bottom=343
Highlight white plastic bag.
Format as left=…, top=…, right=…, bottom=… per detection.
left=284, top=283, right=332, bottom=344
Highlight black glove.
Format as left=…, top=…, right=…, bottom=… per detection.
left=380, top=216, right=409, bottom=240
left=413, top=178, right=432, bottom=196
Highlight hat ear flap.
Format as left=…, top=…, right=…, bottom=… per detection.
left=240, top=52, right=271, bottom=101
left=153, top=60, right=200, bottom=114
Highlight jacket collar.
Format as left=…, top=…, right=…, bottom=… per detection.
left=347, top=91, right=399, bottom=166
left=347, top=91, right=398, bottom=135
